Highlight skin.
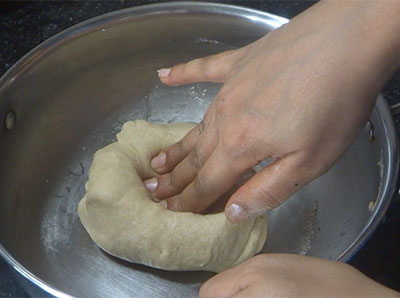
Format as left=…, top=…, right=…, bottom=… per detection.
left=199, top=254, right=400, bottom=298
left=142, top=0, right=400, bottom=296
left=144, top=0, right=400, bottom=222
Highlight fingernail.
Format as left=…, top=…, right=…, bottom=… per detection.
left=151, top=152, right=166, bottom=170
left=159, top=200, right=167, bottom=209
left=225, top=203, right=249, bottom=223
left=157, top=68, right=171, bottom=78
left=144, top=177, right=158, bottom=192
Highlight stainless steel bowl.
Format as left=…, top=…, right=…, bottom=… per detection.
left=0, top=2, right=398, bottom=297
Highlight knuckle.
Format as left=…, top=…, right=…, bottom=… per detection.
left=177, top=62, right=188, bottom=74
left=171, top=194, right=185, bottom=212
left=168, top=172, right=178, bottom=190
left=200, top=55, right=215, bottom=78
left=174, top=124, right=201, bottom=156
left=176, top=196, right=185, bottom=212
left=166, top=140, right=187, bottom=164
left=194, top=175, right=209, bottom=197
left=189, top=146, right=206, bottom=170
left=162, top=145, right=179, bottom=167
left=168, top=167, right=187, bottom=192
left=252, top=187, right=285, bottom=210
left=176, top=140, right=187, bottom=156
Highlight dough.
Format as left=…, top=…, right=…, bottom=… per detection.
left=78, top=120, right=267, bottom=273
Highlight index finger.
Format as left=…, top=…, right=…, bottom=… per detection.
left=151, top=123, right=202, bottom=173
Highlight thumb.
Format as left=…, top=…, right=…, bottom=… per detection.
left=157, top=49, right=238, bottom=86
left=225, top=156, right=311, bottom=223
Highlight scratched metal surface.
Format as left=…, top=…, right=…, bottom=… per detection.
left=0, top=3, right=397, bottom=297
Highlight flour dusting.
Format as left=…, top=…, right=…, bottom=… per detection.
left=299, top=200, right=319, bottom=255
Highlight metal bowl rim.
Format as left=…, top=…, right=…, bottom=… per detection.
left=338, top=95, right=399, bottom=262
left=0, top=1, right=397, bottom=297
left=0, top=2, right=288, bottom=297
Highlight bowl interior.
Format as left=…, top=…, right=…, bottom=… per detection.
left=0, top=3, right=392, bottom=297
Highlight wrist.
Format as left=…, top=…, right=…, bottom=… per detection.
left=287, top=0, right=400, bottom=98
left=348, top=0, right=400, bottom=73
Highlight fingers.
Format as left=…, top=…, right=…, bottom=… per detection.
left=148, top=128, right=217, bottom=200
left=157, top=50, right=238, bottom=86
left=199, top=259, right=254, bottom=298
left=149, top=123, right=203, bottom=174
left=150, top=98, right=217, bottom=175
left=199, top=266, right=240, bottom=298
left=164, top=149, right=248, bottom=213
left=225, top=154, right=309, bottom=223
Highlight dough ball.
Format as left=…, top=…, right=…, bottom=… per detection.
left=78, top=120, right=267, bottom=273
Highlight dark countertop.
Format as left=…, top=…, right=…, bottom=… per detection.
left=1, top=1, right=399, bottom=296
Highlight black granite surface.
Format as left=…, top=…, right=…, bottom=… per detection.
left=0, top=1, right=399, bottom=297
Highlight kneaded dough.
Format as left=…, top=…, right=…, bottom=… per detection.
left=78, top=120, right=267, bottom=273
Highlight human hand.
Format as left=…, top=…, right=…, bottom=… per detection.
left=145, top=1, right=400, bottom=222
left=199, top=254, right=399, bottom=298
